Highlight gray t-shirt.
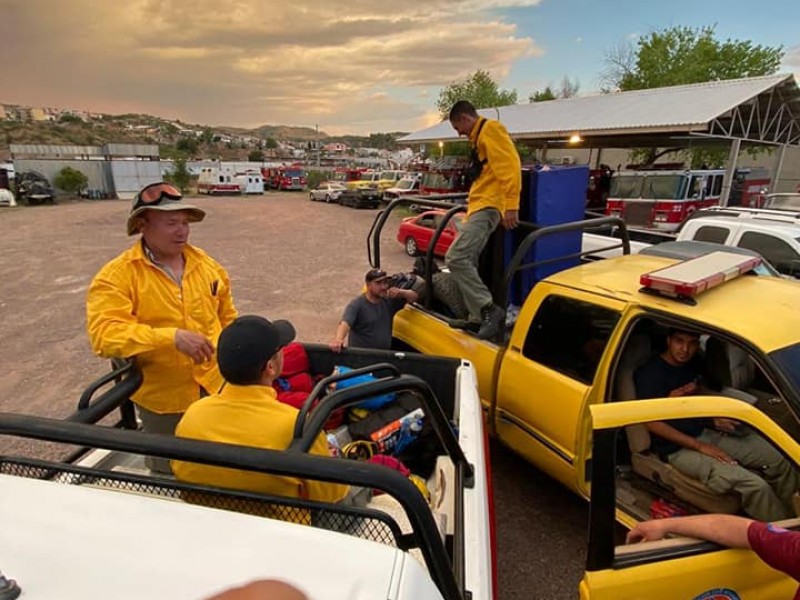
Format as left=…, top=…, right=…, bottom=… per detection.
left=342, top=295, right=405, bottom=350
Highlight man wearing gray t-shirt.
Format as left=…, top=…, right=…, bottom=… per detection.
left=330, top=268, right=418, bottom=351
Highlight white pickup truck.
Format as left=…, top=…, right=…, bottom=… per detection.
left=0, top=346, right=492, bottom=600
left=583, top=208, right=800, bottom=277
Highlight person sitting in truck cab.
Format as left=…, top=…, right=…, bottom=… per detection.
left=172, top=315, right=350, bottom=505
left=634, top=328, right=799, bottom=521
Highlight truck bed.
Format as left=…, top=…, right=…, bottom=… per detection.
left=0, top=346, right=490, bottom=600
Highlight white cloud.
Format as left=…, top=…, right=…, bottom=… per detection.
left=1, top=0, right=545, bottom=134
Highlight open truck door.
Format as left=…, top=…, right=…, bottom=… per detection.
left=582, top=396, right=800, bottom=600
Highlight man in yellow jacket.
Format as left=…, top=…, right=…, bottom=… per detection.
left=447, top=100, right=521, bottom=340
left=86, top=181, right=238, bottom=472
left=172, top=315, right=349, bottom=505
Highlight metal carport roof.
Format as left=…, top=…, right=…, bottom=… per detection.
left=400, top=74, right=800, bottom=149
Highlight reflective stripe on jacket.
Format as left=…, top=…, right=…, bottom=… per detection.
left=86, top=241, right=238, bottom=413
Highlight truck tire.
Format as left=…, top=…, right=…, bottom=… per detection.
left=432, top=272, right=468, bottom=320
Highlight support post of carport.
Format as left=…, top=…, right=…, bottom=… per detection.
left=719, top=139, right=741, bottom=207
left=769, top=144, right=788, bottom=193
left=593, top=148, right=603, bottom=168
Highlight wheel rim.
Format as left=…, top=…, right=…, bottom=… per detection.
left=405, top=237, right=418, bottom=256
left=325, top=194, right=331, bottom=202
left=310, top=193, right=315, bottom=201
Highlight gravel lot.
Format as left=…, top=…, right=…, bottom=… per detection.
left=0, top=191, right=586, bottom=599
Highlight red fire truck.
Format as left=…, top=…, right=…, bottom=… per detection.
left=261, top=165, right=307, bottom=191
left=330, top=168, right=366, bottom=183
left=417, top=157, right=471, bottom=196
left=605, top=167, right=770, bottom=231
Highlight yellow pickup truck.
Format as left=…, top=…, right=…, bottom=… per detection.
left=371, top=199, right=800, bottom=599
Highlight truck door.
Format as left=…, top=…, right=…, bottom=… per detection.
left=582, top=397, right=800, bottom=600
left=494, top=288, right=624, bottom=488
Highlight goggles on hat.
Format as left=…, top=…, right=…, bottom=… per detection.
left=133, top=182, right=182, bottom=211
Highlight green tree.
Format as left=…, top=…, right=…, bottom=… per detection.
left=200, top=128, right=215, bottom=144
left=53, top=167, right=88, bottom=197
left=264, top=137, right=279, bottom=149
left=602, top=25, right=783, bottom=165
left=529, top=86, right=556, bottom=102
left=176, top=137, right=199, bottom=156
left=529, top=76, right=579, bottom=103
left=59, top=114, right=83, bottom=124
left=436, top=70, right=518, bottom=119
left=164, top=157, right=191, bottom=193
left=607, top=26, right=783, bottom=92
left=248, top=149, right=265, bottom=162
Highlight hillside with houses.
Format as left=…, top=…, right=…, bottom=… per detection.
left=0, top=102, right=408, bottom=163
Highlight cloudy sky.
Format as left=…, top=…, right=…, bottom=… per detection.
left=3, top=0, right=799, bottom=135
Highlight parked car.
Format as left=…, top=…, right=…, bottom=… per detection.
left=397, top=210, right=463, bottom=257
left=583, top=209, right=800, bottom=278
left=338, top=187, right=382, bottom=209
left=382, top=176, right=421, bottom=204
left=309, top=181, right=346, bottom=203
left=763, top=192, right=800, bottom=212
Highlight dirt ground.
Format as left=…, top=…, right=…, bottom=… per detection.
left=0, top=191, right=410, bottom=456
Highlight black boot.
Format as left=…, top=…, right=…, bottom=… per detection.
left=447, top=318, right=480, bottom=333
left=477, top=303, right=505, bottom=340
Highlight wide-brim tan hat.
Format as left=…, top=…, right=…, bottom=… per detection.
left=127, top=200, right=206, bottom=236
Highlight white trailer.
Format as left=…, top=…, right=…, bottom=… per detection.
left=234, top=170, right=264, bottom=194
left=197, top=167, right=242, bottom=195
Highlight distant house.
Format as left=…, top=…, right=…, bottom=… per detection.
left=29, top=108, right=56, bottom=122
left=323, top=142, right=348, bottom=153
left=0, top=105, right=6, bottom=121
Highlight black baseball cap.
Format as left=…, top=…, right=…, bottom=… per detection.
left=365, top=268, right=389, bottom=283
left=217, top=315, right=296, bottom=384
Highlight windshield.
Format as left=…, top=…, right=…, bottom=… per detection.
left=284, top=169, right=303, bottom=177
left=769, top=343, right=800, bottom=396
left=360, top=172, right=376, bottom=181
left=765, top=194, right=800, bottom=211
left=641, top=175, right=686, bottom=200
left=331, top=172, right=348, bottom=182
left=609, top=175, right=643, bottom=199
left=422, top=172, right=454, bottom=190
left=396, top=179, right=416, bottom=190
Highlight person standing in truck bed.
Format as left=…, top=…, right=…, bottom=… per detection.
left=446, top=100, right=521, bottom=340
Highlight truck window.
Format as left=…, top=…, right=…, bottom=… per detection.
left=689, top=175, right=704, bottom=199
left=712, top=175, right=723, bottom=196
left=522, top=295, right=621, bottom=384
left=693, top=225, right=729, bottom=244
left=737, top=231, right=800, bottom=276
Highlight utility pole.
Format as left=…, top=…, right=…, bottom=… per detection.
left=315, top=123, right=320, bottom=168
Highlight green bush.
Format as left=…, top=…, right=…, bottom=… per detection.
left=305, top=170, right=329, bottom=189
left=164, top=158, right=191, bottom=193
left=53, top=167, right=88, bottom=196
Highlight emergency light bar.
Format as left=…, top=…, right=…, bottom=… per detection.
left=640, top=251, right=761, bottom=298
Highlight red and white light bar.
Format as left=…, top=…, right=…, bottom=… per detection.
left=640, top=251, right=762, bottom=298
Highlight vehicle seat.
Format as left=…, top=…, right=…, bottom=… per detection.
left=705, top=338, right=762, bottom=404
left=615, top=334, right=742, bottom=515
